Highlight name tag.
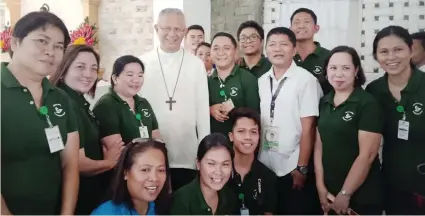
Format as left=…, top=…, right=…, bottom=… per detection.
left=222, top=98, right=235, bottom=113
left=45, top=125, right=65, bottom=153
left=262, top=125, right=280, bottom=152
left=397, top=120, right=409, bottom=140
left=240, top=207, right=249, bottom=215
left=139, top=126, right=149, bottom=138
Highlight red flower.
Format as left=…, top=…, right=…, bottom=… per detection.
left=69, top=17, right=98, bottom=46
left=0, top=27, right=12, bottom=53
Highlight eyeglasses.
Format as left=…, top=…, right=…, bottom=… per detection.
left=239, top=34, right=260, bottom=43
left=27, top=37, right=64, bottom=52
left=418, top=163, right=425, bottom=175
left=157, top=26, right=185, bottom=34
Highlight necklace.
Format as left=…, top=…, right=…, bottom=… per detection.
left=156, top=47, right=185, bottom=111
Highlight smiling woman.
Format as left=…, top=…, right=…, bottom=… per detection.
left=1, top=11, right=79, bottom=215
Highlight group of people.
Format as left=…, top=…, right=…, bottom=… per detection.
left=1, top=5, right=425, bottom=216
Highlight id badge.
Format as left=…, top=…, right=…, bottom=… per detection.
left=240, top=207, right=249, bottom=215
left=45, top=125, right=65, bottom=153
left=397, top=120, right=409, bottom=140
left=139, top=126, right=149, bottom=138
left=222, top=98, right=235, bottom=113
left=262, top=125, right=280, bottom=152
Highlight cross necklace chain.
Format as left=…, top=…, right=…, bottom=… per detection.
left=157, top=47, right=185, bottom=110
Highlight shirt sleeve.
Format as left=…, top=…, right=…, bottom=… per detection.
left=358, top=99, right=383, bottom=134
left=146, top=100, right=159, bottom=130
left=299, top=76, right=323, bottom=118
left=243, top=73, right=261, bottom=113
left=195, top=59, right=211, bottom=142
left=65, top=95, right=78, bottom=134
left=93, top=100, right=120, bottom=138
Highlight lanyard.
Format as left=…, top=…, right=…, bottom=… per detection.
left=269, top=77, right=287, bottom=124
left=396, top=104, right=407, bottom=120
left=135, top=113, right=145, bottom=126
left=218, top=77, right=228, bottom=101
left=39, top=106, right=53, bottom=128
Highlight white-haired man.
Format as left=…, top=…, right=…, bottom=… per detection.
left=138, top=8, right=210, bottom=191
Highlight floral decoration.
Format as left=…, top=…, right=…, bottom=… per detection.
left=69, top=17, right=98, bottom=46
left=0, top=26, right=12, bottom=53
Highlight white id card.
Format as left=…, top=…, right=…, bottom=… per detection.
left=45, top=125, right=65, bottom=153
left=262, top=125, right=280, bottom=152
left=240, top=207, right=249, bottom=215
left=397, top=120, right=409, bottom=140
left=222, top=98, right=235, bottom=113
left=139, top=126, right=149, bottom=138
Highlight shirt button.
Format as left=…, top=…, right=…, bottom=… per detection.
left=23, top=89, right=28, bottom=92
left=207, top=208, right=211, bottom=211
left=30, top=101, right=34, bottom=105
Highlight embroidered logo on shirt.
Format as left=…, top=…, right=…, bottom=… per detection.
left=142, top=109, right=151, bottom=117
left=413, top=103, right=423, bottom=115
left=53, top=104, right=66, bottom=117
left=230, top=87, right=238, bottom=96
left=313, top=66, right=323, bottom=75
left=342, top=111, right=354, bottom=121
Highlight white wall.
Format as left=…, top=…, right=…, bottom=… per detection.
left=21, top=0, right=84, bottom=32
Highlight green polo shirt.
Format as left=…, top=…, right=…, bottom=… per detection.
left=366, top=68, right=425, bottom=195
left=227, top=160, right=278, bottom=214
left=1, top=63, right=78, bottom=214
left=318, top=87, right=383, bottom=205
left=170, top=176, right=238, bottom=215
left=294, top=42, right=332, bottom=95
left=208, top=65, right=260, bottom=136
left=58, top=83, right=106, bottom=214
left=93, top=90, right=158, bottom=144
left=239, top=55, right=272, bottom=79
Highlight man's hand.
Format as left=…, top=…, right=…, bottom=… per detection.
left=210, top=104, right=228, bottom=122
left=291, top=169, right=306, bottom=190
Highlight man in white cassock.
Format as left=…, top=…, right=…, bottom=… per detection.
left=138, top=8, right=210, bottom=191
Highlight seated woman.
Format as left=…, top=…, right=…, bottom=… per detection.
left=315, top=46, right=383, bottom=215
left=50, top=44, right=124, bottom=214
left=227, top=107, right=278, bottom=215
left=93, top=55, right=160, bottom=150
left=170, top=133, right=238, bottom=215
left=92, top=138, right=171, bottom=215
left=195, top=42, right=213, bottom=76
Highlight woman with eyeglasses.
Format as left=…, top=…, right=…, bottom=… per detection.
left=50, top=44, right=124, bottom=214
left=93, top=55, right=160, bottom=150
left=170, top=133, right=238, bottom=215
left=1, top=12, right=79, bottom=214
left=209, top=32, right=260, bottom=136
left=92, top=138, right=171, bottom=215
left=366, top=26, right=425, bottom=214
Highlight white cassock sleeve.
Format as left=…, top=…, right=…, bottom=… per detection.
left=195, top=60, right=211, bottom=142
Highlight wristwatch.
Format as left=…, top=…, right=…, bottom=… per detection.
left=296, top=165, right=308, bottom=175
left=339, top=190, right=352, bottom=198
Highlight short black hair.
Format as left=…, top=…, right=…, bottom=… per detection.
left=236, top=20, right=265, bottom=40
left=324, top=46, right=366, bottom=87
left=373, top=26, right=413, bottom=60
left=229, top=107, right=261, bottom=132
left=266, top=27, right=297, bottom=47
left=411, top=32, right=425, bottom=49
left=195, top=42, right=211, bottom=54
left=290, top=8, right=318, bottom=24
left=187, top=25, right=204, bottom=34
left=211, top=32, right=237, bottom=48
left=11, top=11, right=70, bottom=57
left=197, top=133, right=234, bottom=161
left=111, top=55, right=145, bottom=88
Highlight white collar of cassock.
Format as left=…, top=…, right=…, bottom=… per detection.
left=157, top=46, right=184, bottom=58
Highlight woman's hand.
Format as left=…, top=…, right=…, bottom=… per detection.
left=317, top=186, right=331, bottom=214
left=331, top=193, right=350, bottom=215
left=210, top=104, right=228, bottom=122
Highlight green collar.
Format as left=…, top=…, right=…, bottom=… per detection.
left=383, top=67, right=423, bottom=94
left=58, top=82, right=90, bottom=107
left=295, top=41, right=324, bottom=57
left=109, top=88, right=144, bottom=104
left=323, top=87, right=362, bottom=106
left=1, top=62, right=54, bottom=91
left=239, top=55, right=267, bottom=68
left=232, top=158, right=260, bottom=179
left=190, top=175, right=230, bottom=213
left=211, top=65, right=238, bottom=80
